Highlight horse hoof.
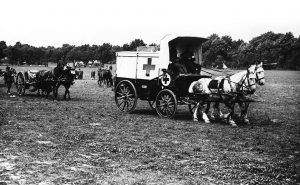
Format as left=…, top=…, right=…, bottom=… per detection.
left=193, top=118, right=198, bottom=122
left=244, top=119, right=250, bottom=124
left=229, top=120, right=237, bottom=127
left=204, top=120, right=211, bottom=124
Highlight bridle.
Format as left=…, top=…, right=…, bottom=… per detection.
left=238, top=69, right=256, bottom=93
left=224, top=66, right=256, bottom=94
left=255, top=67, right=265, bottom=83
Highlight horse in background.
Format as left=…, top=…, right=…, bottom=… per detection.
left=189, top=65, right=258, bottom=126
left=35, top=70, right=56, bottom=98
left=30, top=62, right=67, bottom=99
left=98, top=68, right=113, bottom=87
left=53, top=66, right=76, bottom=100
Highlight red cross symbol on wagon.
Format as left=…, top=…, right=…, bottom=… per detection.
left=143, top=58, right=155, bottom=77
left=161, top=73, right=171, bottom=86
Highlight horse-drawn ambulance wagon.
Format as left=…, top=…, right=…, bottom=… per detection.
left=114, top=35, right=211, bottom=118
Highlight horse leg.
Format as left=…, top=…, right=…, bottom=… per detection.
left=213, top=102, right=224, bottom=120
left=53, top=84, right=59, bottom=99
left=201, top=108, right=210, bottom=123
left=224, top=101, right=237, bottom=127
left=63, top=85, right=67, bottom=100
left=205, top=102, right=210, bottom=114
left=193, top=102, right=210, bottom=123
left=64, top=87, right=70, bottom=100
left=205, top=102, right=216, bottom=121
left=193, top=102, right=200, bottom=121
left=238, top=102, right=250, bottom=124
left=67, top=88, right=70, bottom=100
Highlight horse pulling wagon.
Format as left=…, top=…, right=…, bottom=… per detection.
left=16, top=66, right=76, bottom=99
left=114, top=35, right=211, bottom=118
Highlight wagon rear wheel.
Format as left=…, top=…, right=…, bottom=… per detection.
left=115, top=80, right=137, bottom=112
left=155, top=89, right=177, bottom=118
left=16, top=73, right=25, bottom=96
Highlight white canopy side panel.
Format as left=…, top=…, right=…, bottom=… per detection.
left=159, top=34, right=178, bottom=71
left=116, top=56, right=137, bottom=79
left=136, top=56, right=160, bottom=80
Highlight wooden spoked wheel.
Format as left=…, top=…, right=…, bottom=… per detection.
left=115, top=80, right=137, bottom=112
left=155, top=89, right=177, bottom=118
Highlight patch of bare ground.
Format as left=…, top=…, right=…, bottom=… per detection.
left=0, top=69, right=299, bottom=184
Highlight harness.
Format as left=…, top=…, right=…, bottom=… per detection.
left=208, top=70, right=256, bottom=97
left=255, top=68, right=265, bottom=83
left=208, top=78, right=225, bottom=93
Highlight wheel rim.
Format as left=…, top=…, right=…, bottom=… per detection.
left=115, top=80, right=137, bottom=112
left=155, top=89, right=177, bottom=118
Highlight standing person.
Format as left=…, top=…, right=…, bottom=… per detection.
left=4, top=66, right=14, bottom=94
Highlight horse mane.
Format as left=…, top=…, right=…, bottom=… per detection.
left=227, top=65, right=256, bottom=84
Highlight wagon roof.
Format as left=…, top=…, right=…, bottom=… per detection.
left=161, top=34, right=208, bottom=46
left=159, top=34, right=208, bottom=69
left=160, top=34, right=208, bottom=46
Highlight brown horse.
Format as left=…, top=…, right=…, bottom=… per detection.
left=32, top=63, right=65, bottom=98
left=98, top=68, right=113, bottom=87
left=53, top=66, right=76, bottom=100
left=35, top=70, right=56, bottom=98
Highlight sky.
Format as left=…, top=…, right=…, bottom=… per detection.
left=0, top=0, right=299, bottom=47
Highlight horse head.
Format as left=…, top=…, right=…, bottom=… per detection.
left=243, top=65, right=257, bottom=93
left=255, top=62, right=265, bottom=85
left=233, top=65, right=256, bottom=93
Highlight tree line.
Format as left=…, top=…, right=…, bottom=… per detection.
left=0, top=32, right=299, bottom=69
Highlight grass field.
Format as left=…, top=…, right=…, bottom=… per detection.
left=0, top=66, right=299, bottom=184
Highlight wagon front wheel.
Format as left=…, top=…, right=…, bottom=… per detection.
left=155, top=89, right=177, bottom=118
left=115, top=80, right=137, bottom=112
left=16, top=73, right=25, bottom=96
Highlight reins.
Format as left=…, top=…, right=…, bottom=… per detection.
left=201, top=66, right=234, bottom=76
left=222, top=70, right=256, bottom=94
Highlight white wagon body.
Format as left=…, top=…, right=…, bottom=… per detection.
left=116, top=52, right=160, bottom=80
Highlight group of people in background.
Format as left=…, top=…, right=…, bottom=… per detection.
left=0, top=66, right=16, bottom=94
